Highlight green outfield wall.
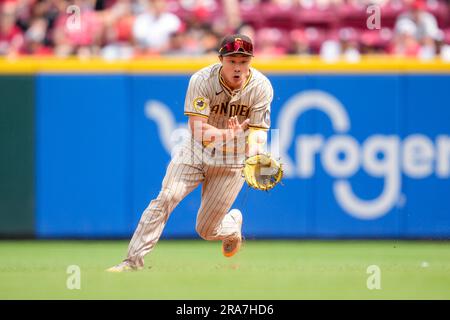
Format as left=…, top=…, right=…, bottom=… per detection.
left=0, top=76, right=35, bottom=236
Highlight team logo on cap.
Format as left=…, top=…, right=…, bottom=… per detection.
left=193, top=97, right=208, bottom=112
left=235, top=38, right=243, bottom=50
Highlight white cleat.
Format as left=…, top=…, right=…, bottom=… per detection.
left=106, top=261, right=141, bottom=273
left=222, top=209, right=243, bottom=258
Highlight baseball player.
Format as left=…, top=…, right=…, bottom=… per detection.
left=107, top=34, right=273, bottom=272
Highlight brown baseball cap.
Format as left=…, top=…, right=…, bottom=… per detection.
left=218, top=34, right=254, bottom=57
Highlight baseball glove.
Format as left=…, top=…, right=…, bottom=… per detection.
left=243, top=154, right=283, bottom=191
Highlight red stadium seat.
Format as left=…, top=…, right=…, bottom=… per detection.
left=167, top=0, right=221, bottom=24
left=380, top=1, right=408, bottom=29
left=292, top=27, right=328, bottom=54
left=165, top=0, right=190, bottom=21
left=338, top=3, right=371, bottom=29
left=255, top=27, right=290, bottom=55
left=444, top=28, right=450, bottom=44
left=297, top=6, right=339, bottom=29
left=240, top=1, right=263, bottom=29
left=334, top=27, right=360, bottom=43
left=259, top=2, right=297, bottom=30
left=359, top=28, right=394, bottom=49
left=425, top=0, right=450, bottom=28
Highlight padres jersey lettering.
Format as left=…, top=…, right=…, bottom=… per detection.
left=209, top=103, right=250, bottom=118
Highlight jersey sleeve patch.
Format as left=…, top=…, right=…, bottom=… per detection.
left=193, top=97, right=208, bottom=112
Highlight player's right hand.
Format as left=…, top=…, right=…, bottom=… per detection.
left=228, top=116, right=250, bottom=137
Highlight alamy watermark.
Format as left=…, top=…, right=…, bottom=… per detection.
left=66, top=265, right=81, bottom=290
left=367, top=5, right=381, bottom=30
left=366, top=265, right=381, bottom=290
left=168, top=119, right=280, bottom=166
left=66, top=5, right=81, bottom=32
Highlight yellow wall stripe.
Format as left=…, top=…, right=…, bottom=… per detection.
left=1, top=56, right=450, bottom=74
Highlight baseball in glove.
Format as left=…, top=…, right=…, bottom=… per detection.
left=243, top=154, right=283, bottom=191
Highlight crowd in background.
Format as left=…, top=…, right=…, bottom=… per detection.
left=1, top=0, right=450, bottom=60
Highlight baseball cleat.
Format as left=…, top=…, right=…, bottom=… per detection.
left=222, top=209, right=243, bottom=258
left=106, top=261, right=141, bottom=272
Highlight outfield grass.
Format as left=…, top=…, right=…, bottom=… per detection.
left=0, top=240, right=449, bottom=299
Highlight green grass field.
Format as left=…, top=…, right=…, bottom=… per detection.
left=0, top=240, right=449, bottom=299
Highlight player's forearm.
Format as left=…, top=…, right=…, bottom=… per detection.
left=246, top=128, right=267, bottom=157
left=190, top=120, right=241, bottom=145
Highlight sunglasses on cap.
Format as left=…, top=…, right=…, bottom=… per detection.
left=219, top=38, right=253, bottom=56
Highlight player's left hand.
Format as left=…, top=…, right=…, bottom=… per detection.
left=243, top=153, right=283, bottom=191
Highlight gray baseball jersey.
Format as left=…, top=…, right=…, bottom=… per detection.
left=125, top=63, right=273, bottom=267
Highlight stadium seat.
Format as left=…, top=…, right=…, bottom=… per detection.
left=296, top=5, right=339, bottom=30
left=239, top=2, right=262, bottom=29
left=425, top=0, right=450, bottom=28
left=259, top=2, right=297, bottom=30
left=359, top=28, right=394, bottom=50
left=292, top=27, right=328, bottom=54
left=167, top=0, right=221, bottom=24
left=338, top=3, right=371, bottom=29
left=444, top=28, right=450, bottom=44
left=380, top=1, right=408, bottom=29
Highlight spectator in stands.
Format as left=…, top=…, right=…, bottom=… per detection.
left=394, top=0, right=442, bottom=58
left=395, top=0, right=441, bottom=41
left=338, top=27, right=360, bottom=62
left=319, top=28, right=360, bottom=62
left=52, top=0, right=103, bottom=57
left=14, top=0, right=34, bottom=32
left=346, top=0, right=389, bottom=6
left=255, top=27, right=288, bottom=56
left=132, top=0, right=181, bottom=54
left=222, top=0, right=241, bottom=32
left=163, top=22, right=201, bottom=56
left=289, top=28, right=312, bottom=55
left=298, top=0, right=344, bottom=9
left=237, top=23, right=256, bottom=44
left=438, top=38, right=450, bottom=62
left=389, top=18, right=421, bottom=56
left=0, top=0, right=448, bottom=60
left=24, top=17, right=52, bottom=54
left=101, top=0, right=136, bottom=59
left=28, top=0, right=61, bottom=48
left=0, top=0, right=25, bottom=56
left=199, top=28, right=221, bottom=54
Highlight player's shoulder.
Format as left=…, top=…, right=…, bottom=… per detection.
left=248, top=67, right=273, bottom=95
left=250, top=67, right=272, bottom=87
left=190, top=63, right=221, bottom=82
